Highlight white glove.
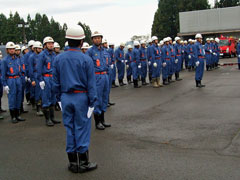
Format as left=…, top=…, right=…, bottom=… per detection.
left=58, top=102, right=62, bottom=111
left=148, top=61, right=151, bottom=66
left=175, top=59, right=178, bottom=64
left=196, top=61, right=200, bottom=67
left=138, top=64, right=141, bottom=69
left=28, top=78, right=31, bottom=82
left=87, top=107, right=94, bottom=118
left=238, top=55, right=240, bottom=58
left=182, top=50, right=184, bottom=53
left=126, top=65, right=129, bottom=69
left=39, top=81, right=45, bottom=90
left=110, top=64, right=114, bottom=69
left=4, top=86, right=9, bottom=94
left=125, top=60, right=128, bottom=63
left=188, top=55, right=191, bottom=59
left=210, top=50, right=212, bottom=53
left=153, top=62, right=157, bottom=67
left=25, top=76, right=28, bottom=82
left=121, top=60, right=124, bottom=63
left=213, top=53, right=216, bottom=56
left=162, top=62, right=167, bottom=67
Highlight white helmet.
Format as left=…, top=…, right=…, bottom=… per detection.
left=120, top=42, right=125, bottom=47
left=15, top=45, right=21, bottom=50
left=184, top=40, right=187, bottom=44
left=167, top=37, right=172, bottom=41
left=54, top=42, right=60, bottom=48
left=91, top=31, right=103, bottom=38
left=65, top=41, right=68, bottom=47
left=173, top=41, right=176, bottom=45
left=188, top=39, right=192, bottom=42
left=33, top=41, right=43, bottom=49
left=109, top=42, right=114, bottom=46
left=206, top=38, right=210, bottom=41
left=215, top=38, right=220, bottom=43
left=175, top=37, right=181, bottom=41
left=102, top=39, right=107, bottom=44
left=43, top=36, right=54, bottom=44
left=81, top=42, right=90, bottom=49
left=151, top=36, right=158, bottom=41
left=133, top=41, right=140, bottom=46
left=127, top=45, right=132, bottom=49
left=6, top=42, right=16, bottom=49
left=66, top=25, right=85, bottom=40
left=163, top=38, right=169, bottom=43
left=180, top=40, right=183, bottom=44
left=28, top=40, right=35, bottom=47
left=160, top=40, right=164, bottom=45
left=21, top=46, right=28, bottom=52
left=0, top=50, right=2, bottom=59
left=195, top=33, right=202, bottom=39
left=140, top=40, right=146, bottom=45
left=210, top=38, right=214, bottom=41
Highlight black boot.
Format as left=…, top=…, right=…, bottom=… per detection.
left=30, top=98, right=36, bottom=110
left=100, top=112, right=111, bottom=127
left=163, top=79, right=169, bottom=85
left=127, top=76, right=131, bottom=84
left=94, top=113, right=105, bottom=130
left=108, top=101, right=115, bottom=106
left=10, top=109, right=18, bottom=123
left=78, top=151, right=97, bottom=173
left=168, top=76, right=171, bottom=84
left=42, top=108, right=54, bottom=126
left=206, top=65, right=209, bottom=71
left=119, top=79, right=124, bottom=86
left=20, top=103, right=28, bottom=114
left=196, top=80, right=199, bottom=87
left=149, top=73, right=152, bottom=83
left=67, top=153, right=78, bottom=173
left=36, top=105, right=44, bottom=116
left=15, top=109, right=25, bottom=121
left=176, top=72, right=182, bottom=81
left=112, top=81, right=118, bottom=88
left=49, top=106, right=61, bottom=124
left=133, top=80, right=141, bottom=88
left=199, top=80, right=206, bottom=87
left=26, top=93, right=31, bottom=105
left=238, top=64, right=240, bottom=70
left=141, top=78, right=147, bottom=85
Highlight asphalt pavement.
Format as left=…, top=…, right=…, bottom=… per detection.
left=0, top=57, right=240, bottom=180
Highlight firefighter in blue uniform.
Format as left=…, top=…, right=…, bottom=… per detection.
left=115, top=43, right=126, bottom=86
left=132, top=41, right=141, bottom=88
left=53, top=25, right=97, bottom=173
left=37, top=37, right=61, bottom=126
left=25, top=40, right=35, bottom=105
left=81, top=42, right=90, bottom=54
left=150, top=36, right=163, bottom=88
left=147, top=39, right=153, bottom=83
left=194, top=33, right=206, bottom=88
left=108, top=43, right=118, bottom=88
left=187, top=39, right=195, bottom=71
left=87, top=31, right=111, bottom=130
left=161, top=38, right=170, bottom=85
left=15, top=45, right=28, bottom=114
left=237, top=38, right=240, bottom=70
left=29, top=41, right=44, bottom=116
left=204, top=38, right=212, bottom=71
left=139, top=40, right=148, bottom=85
left=102, top=39, right=115, bottom=107
left=125, top=45, right=133, bottom=84
left=168, top=37, right=175, bottom=83
left=0, top=51, right=5, bottom=119
left=2, top=42, right=25, bottom=123
left=174, top=37, right=183, bottom=81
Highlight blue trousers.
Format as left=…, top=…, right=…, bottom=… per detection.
left=21, top=76, right=26, bottom=103
left=162, top=60, right=171, bottom=80
left=205, top=54, right=211, bottom=65
left=195, top=59, right=205, bottom=81
left=175, top=56, right=182, bottom=73
left=42, top=76, right=55, bottom=108
left=141, top=60, right=147, bottom=79
left=62, top=92, right=91, bottom=153
left=7, top=77, right=22, bottom=110
left=127, top=64, right=132, bottom=76
left=116, top=61, right=125, bottom=80
left=130, top=62, right=138, bottom=80
left=188, top=55, right=194, bottom=67
left=94, top=74, right=109, bottom=115
left=0, top=81, right=3, bottom=107
left=152, top=59, right=162, bottom=78
left=112, top=64, right=116, bottom=83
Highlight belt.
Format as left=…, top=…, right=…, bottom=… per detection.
left=73, top=90, right=87, bottom=93
left=171, top=56, right=175, bottom=57
left=176, top=54, right=181, bottom=56
left=206, top=52, right=210, bottom=54
left=95, top=71, right=107, bottom=75
left=189, top=53, right=193, bottom=54
left=156, top=57, right=161, bottom=60
left=198, top=56, right=205, bottom=58
left=131, top=60, right=136, bottom=63
left=165, top=58, right=170, bottom=60
left=8, top=75, right=19, bottom=79
left=22, top=73, right=25, bottom=76
left=33, top=70, right=37, bottom=72
left=43, top=74, right=53, bottom=77
left=140, top=59, right=146, bottom=61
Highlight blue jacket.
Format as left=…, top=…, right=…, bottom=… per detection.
left=53, top=47, right=97, bottom=107
left=132, top=47, right=140, bottom=65
left=107, top=47, right=115, bottom=65
left=175, top=43, right=182, bottom=57
left=1, top=55, right=22, bottom=86
left=193, top=41, right=205, bottom=62
left=139, top=47, right=147, bottom=61
left=150, top=44, right=161, bottom=63
left=114, top=47, right=124, bottom=62
left=28, top=53, right=39, bottom=81
left=125, top=50, right=133, bottom=65
left=161, top=44, right=171, bottom=62
left=87, top=45, right=108, bottom=73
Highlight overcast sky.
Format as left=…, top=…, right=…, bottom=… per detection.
left=0, top=0, right=215, bottom=45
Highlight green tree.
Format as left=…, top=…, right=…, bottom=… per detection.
left=214, top=0, right=240, bottom=8
left=151, top=0, right=210, bottom=40
left=78, top=22, right=92, bottom=44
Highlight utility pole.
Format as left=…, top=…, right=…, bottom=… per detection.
left=18, top=21, right=29, bottom=45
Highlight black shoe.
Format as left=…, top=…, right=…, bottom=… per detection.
left=199, top=81, right=206, bottom=87
left=163, top=79, right=169, bottom=85
left=15, top=109, right=25, bottom=121
left=108, top=102, right=115, bottom=106
left=133, top=80, right=141, bottom=88
left=43, top=108, right=54, bottom=126
left=100, top=112, right=111, bottom=127
left=78, top=151, right=97, bottom=173
left=94, top=114, right=105, bottom=130
left=67, top=153, right=78, bottom=173
left=10, top=110, right=18, bottom=124
left=176, top=73, right=182, bottom=81
left=49, top=106, right=61, bottom=124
